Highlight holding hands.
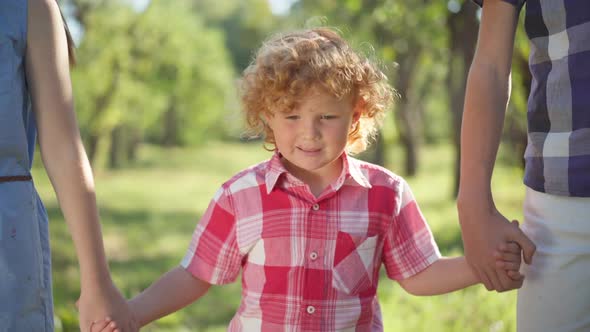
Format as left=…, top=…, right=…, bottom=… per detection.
left=493, top=232, right=525, bottom=283
left=77, top=279, right=138, bottom=332
left=90, top=318, right=120, bottom=332
left=458, top=196, right=536, bottom=292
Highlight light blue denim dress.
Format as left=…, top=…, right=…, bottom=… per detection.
left=0, top=0, right=54, bottom=330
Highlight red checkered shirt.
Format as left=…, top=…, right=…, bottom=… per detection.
left=181, top=152, right=441, bottom=331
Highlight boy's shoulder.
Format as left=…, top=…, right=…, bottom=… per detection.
left=217, top=159, right=270, bottom=194
left=348, top=156, right=407, bottom=188
left=349, top=157, right=416, bottom=214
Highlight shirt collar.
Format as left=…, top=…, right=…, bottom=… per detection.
left=344, top=153, right=372, bottom=189
left=264, top=151, right=372, bottom=194
left=265, top=151, right=287, bottom=194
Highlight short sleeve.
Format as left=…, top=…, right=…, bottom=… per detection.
left=180, top=187, right=243, bottom=284
left=382, top=179, right=441, bottom=280
left=473, top=0, right=525, bottom=9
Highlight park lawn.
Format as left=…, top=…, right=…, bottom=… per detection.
left=32, top=141, right=524, bottom=332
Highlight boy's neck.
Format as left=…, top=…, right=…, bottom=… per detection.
left=280, top=156, right=344, bottom=198
left=308, top=178, right=329, bottom=198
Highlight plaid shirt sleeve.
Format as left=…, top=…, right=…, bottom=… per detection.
left=180, top=187, right=243, bottom=285
left=382, top=179, right=441, bottom=280
left=473, top=0, right=525, bottom=8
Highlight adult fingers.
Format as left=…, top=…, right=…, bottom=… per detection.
left=473, top=265, right=493, bottom=291
left=89, top=319, right=113, bottom=332
left=484, top=266, right=505, bottom=292
left=509, top=224, right=537, bottom=264
left=507, top=270, right=525, bottom=281
left=496, top=272, right=516, bottom=292
left=495, top=262, right=525, bottom=281
left=498, top=241, right=521, bottom=254
left=495, top=260, right=520, bottom=270
left=494, top=250, right=521, bottom=263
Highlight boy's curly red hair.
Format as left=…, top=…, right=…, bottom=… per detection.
left=240, top=27, right=394, bottom=154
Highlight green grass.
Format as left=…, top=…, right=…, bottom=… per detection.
left=33, top=141, right=525, bottom=331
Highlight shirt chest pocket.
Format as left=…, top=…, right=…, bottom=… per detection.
left=332, top=232, right=378, bottom=296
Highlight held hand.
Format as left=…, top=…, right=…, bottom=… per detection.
left=77, top=280, right=139, bottom=332
left=458, top=204, right=536, bottom=292
left=89, top=318, right=119, bottom=332
left=494, top=238, right=524, bottom=282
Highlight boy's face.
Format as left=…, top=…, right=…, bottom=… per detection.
left=266, top=89, right=360, bottom=186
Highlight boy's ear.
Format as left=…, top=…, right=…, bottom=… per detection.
left=262, top=112, right=273, bottom=128
left=352, top=109, right=361, bottom=124
left=352, top=99, right=364, bottom=123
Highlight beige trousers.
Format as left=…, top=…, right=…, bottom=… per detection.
left=518, top=188, right=590, bottom=332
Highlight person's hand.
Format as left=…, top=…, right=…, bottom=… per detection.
left=77, top=280, right=138, bottom=332
left=89, top=317, right=119, bottom=332
left=458, top=202, right=536, bottom=292
left=494, top=238, right=524, bottom=282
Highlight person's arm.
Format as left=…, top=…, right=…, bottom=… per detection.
left=398, top=257, right=478, bottom=296
left=90, top=267, right=210, bottom=332
left=130, top=266, right=211, bottom=327
left=26, top=1, right=136, bottom=331
left=398, top=242, right=522, bottom=296
left=457, top=0, right=535, bottom=292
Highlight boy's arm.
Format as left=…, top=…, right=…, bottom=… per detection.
left=397, top=257, right=478, bottom=296
left=398, top=241, right=523, bottom=296
left=129, top=266, right=211, bottom=327
left=457, top=0, right=535, bottom=292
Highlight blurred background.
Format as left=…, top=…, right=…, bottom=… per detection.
left=34, top=0, right=532, bottom=330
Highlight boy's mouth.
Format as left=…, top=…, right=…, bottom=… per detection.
left=297, top=146, right=321, bottom=153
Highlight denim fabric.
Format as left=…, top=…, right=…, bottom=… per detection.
left=0, top=0, right=53, bottom=330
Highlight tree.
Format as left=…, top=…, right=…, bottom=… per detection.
left=447, top=0, right=479, bottom=196
left=189, top=0, right=278, bottom=72
left=70, top=0, right=235, bottom=168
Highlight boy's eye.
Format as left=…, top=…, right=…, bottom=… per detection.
left=320, top=114, right=337, bottom=120
left=285, top=115, right=299, bottom=120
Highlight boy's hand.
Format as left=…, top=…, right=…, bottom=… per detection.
left=494, top=239, right=525, bottom=283
left=77, top=280, right=138, bottom=332
left=90, top=317, right=119, bottom=332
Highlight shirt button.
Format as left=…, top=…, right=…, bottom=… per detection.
left=306, top=305, right=316, bottom=314
left=309, top=251, right=318, bottom=260
left=312, top=204, right=320, bottom=211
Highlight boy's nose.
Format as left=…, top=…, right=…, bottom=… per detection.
left=300, top=119, right=321, bottom=140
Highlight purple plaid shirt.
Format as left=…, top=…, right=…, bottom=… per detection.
left=475, top=0, right=590, bottom=197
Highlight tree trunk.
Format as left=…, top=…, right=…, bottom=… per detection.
left=108, top=125, right=123, bottom=169
left=162, top=97, right=178, bottom=146
left=448, top=0, right=479, bottom=196
left=86, top=59, right=120, bottom=165
left=393, top=51, right=422, bottom=176
left=87, top=134, right=99, bottom=163
left=374, top=130, right=385, bottom=167
left=126, top=127, right=141, bottom=162
left=363, top=129, right=386, bottom=167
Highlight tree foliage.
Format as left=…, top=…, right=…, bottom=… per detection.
left=63, top=0, right=531, bottom=179
left=69, top=0, right=236, bottom=167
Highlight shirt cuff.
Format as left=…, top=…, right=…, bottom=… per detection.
left=388, top=248, right=441, bottom=281
left=180, top=251, right=239, bottom=285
